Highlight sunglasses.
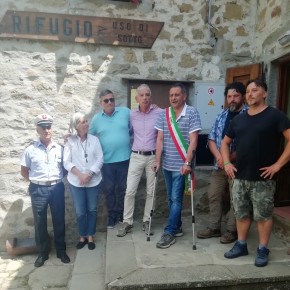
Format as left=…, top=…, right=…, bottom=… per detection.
left=103, top=98, right=115, bottom=104
left=39, top=125, right=52, bottom=129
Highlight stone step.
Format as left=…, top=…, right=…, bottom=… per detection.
left=70, top=233, right=106, bottom=290
left=105, top=216, right=290, bottom=290
left=273, top=207, right=290, bottom=247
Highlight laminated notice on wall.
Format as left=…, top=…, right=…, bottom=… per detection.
left=130, top=89, right=138, bottom=109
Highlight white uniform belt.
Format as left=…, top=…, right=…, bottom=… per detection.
left=30, top=179, right=62, bottom=186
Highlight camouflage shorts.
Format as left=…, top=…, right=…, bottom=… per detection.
left=231, top=179, right=276, bottom=221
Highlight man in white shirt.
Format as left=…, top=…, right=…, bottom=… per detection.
left=21, top=114, right=70, bottom=267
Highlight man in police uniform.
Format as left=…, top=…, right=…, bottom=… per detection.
left=21, top=113, right=70, bottom=267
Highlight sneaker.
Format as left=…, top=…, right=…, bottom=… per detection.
left=142, top=221, right=154, bottom=235
left=175, top=228, right=184, bottom=237
left=107, top=216, right=117, bottom=229
left=255, top=246, right=270, bottom=267
left=220, top=230, right=238, bottom=244
left=197, top=227, right=221, bottom=239
left=116, top=222, right=133, bottom=237
left=224, top=241, right=249, bottom=259
left=156, top=233, right=176, bottom=249
left=107, top=224, right=115, bottom=229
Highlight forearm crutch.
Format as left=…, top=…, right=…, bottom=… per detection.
left=190, top=170, right=197, bottom=250
left=147, top=169, right=158, bottom=242
left=189, top=150, right=197, bottom=250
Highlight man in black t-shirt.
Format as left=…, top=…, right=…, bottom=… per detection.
left=221, top=79, right=290, bottom=267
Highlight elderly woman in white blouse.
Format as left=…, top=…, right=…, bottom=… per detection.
left=64, top=112, right=103, bottom=250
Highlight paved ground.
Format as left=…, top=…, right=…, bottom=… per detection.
left=105, top=215, right=290, bottom=289
left=0, top=246, right=76, bottom=289
left=1, top=214, right=290, bottom=290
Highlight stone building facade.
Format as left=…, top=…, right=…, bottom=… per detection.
left=1, top=0, right=290, bottom=250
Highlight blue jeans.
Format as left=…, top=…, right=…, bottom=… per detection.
left=69, top=184, right=100, bottom=237
left=101, top=160, right=129, bottom=225
left=163, top=169, right=185, bottom=235
left=29, top=182, right=66, bottom=256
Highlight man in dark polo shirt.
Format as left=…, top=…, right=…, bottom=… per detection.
left=21, top=113, right=70, bottom=267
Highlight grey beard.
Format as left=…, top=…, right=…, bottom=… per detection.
left=229, top=103, right=238, bottom=112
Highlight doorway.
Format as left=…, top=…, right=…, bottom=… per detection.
left=125, top=79, right=214, bottom=166
left=274, top=57, right=290, bottom=206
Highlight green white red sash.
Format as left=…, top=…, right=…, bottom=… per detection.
left=166, top=106, right=196, bottom=194
left=166, top=107, right=188, bottom=161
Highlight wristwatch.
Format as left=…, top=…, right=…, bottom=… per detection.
left=184, top=161, right=191, bottom=166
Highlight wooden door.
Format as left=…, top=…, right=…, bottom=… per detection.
left=274, top=59, right=290, bottom=206
left=225, top=63, right=261, bottom=108
left=226, top=63, right=261, bottom=86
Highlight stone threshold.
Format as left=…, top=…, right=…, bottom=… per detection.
left=105, top=217, right=290, bottom=290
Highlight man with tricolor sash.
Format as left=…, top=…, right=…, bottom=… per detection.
left=154, top=83, right=201, bottom=249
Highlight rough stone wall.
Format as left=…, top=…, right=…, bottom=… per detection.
left=1, top=0, right=289, bottom=251
left=251, top=0, right=290, bottom=105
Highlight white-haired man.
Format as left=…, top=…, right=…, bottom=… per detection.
left=117, top=84, right=163, bottom=237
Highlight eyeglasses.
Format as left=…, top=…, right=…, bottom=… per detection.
left=103, top=98, right=115, bottom=104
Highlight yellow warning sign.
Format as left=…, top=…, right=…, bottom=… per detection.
left=208, top=99, right=214, bottom=106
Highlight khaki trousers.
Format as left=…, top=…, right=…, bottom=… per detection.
left=123, top=152, right=156, bottom=225
left=208, top=169, right=236, bottom=232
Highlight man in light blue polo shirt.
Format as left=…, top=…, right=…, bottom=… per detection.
left=90, top=89, right=131, bottom=228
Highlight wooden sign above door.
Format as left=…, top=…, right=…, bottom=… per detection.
left=0, top=10, right=164, bottom=48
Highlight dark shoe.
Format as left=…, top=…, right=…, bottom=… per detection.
left=34, top=255, right=48, bottom=267
left=156, top=233, right=176, bottom=249
left=255, top=247, right=270, bottom=267
left=175, top=228, right=184, bottom=237
left=76, top=238, right=88, bottom=249
left=107, top=216, right=117, bottom=229
left=117, top=222, right=133, bottom=237
left=220, top=230, right=238, bottom=244
left=88, top=242, right=95, bottom=250
left=57, top=252, right=70, bottom=263
left=224, top=241, right=248, bottom=259
left=142, top=221, right=154, bottom=235
left=197, top=227, right=221, bottom=239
